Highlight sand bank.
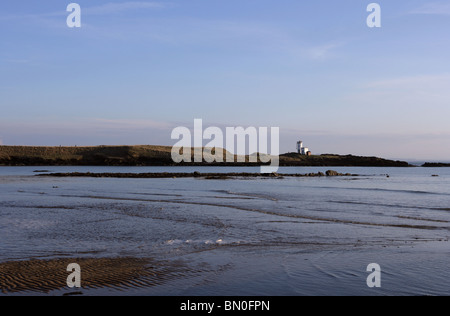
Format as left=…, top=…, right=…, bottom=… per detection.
left=0, top=257, right=195, bottom=294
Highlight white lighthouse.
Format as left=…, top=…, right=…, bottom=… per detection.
left=297, top=140, right=311, bottom=155
left=297, top=141, right=303, bottom=154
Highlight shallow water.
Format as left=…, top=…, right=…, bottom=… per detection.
left=1, top=166, right=449, bottom=295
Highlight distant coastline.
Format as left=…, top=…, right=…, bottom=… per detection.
left=0, top=145, right=411, bottom=167
left=422, top=162, right=450, bottom=167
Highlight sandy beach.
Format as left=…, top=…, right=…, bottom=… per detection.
left=1, top=257, right=164, bottom=294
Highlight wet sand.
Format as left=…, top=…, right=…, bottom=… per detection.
left=0, top=257, right=196, bottom=294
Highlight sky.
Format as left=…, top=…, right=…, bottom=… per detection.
left=1, top=0, right=450, bottom=160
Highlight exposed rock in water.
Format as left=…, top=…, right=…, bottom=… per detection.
left=326, top=170, right=340, bottom=176
left=36, top=171, right=359, bottom=179
left=204, top=175, right=231, bottom=180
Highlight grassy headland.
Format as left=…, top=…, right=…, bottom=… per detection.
left=0, top=145, right=411, bottom=167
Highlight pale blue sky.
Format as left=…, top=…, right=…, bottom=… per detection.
left=1, top=0, right=450, bottom=159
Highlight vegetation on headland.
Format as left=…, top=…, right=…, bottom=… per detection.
left=0, top=145, right=411, bottom=167
left=278, top=152, right=410, bottom=167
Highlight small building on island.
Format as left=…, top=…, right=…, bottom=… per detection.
left=297, top=140, right=312, bottom=156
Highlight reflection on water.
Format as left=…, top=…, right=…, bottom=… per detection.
left=0, top=166, right=450, bottom=295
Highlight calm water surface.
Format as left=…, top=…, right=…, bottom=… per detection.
left=1, top=166, right=449, bottom=296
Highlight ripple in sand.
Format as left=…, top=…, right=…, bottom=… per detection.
left=0, top=257, right=201, bottom=294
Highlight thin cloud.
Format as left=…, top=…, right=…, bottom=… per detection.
left=2, top=59, right=32, bottom=64
left=408, top=2, right=450, bottom=16
left=305, top=42, right=344, bottom=60
left=91, top=118, right=174, bottom=130
left=0, top=2, right=167, bottom=21
left=365, top=74, right=450, bottom=88
left=0, top=118, right=175, bottom=146
left=84, top=2, right=167, bottom=15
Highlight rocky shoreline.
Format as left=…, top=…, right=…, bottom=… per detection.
left=36, top=170, right=358, bottom=179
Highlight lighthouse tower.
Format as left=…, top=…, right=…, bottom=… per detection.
left=297, top=141, right=303, bottom=154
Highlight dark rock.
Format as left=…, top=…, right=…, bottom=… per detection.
left=36, top=171, right=362, bottom=180
left=205, top=175, right=231, bottom=180
left=326, top=170, right=339, bottom=176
